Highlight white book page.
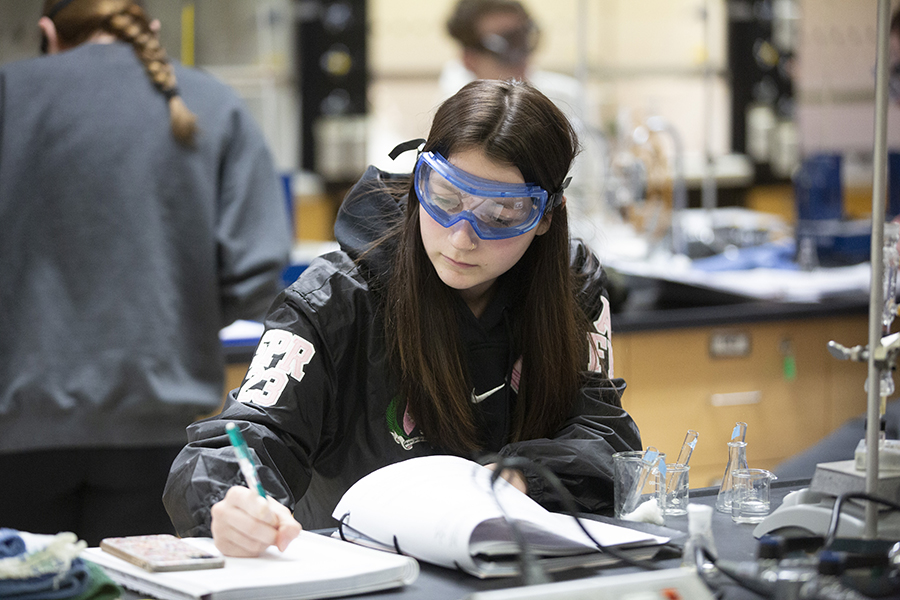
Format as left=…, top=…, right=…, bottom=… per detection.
left=332, top=456, right=664, bottom=575
left=334, top=456, right=512, bottom=572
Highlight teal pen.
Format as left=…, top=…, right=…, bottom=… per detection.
left=225, top=422, right=268, bottom=498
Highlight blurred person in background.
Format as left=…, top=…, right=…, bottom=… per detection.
left=0, top=0, right=291, bottom=546
left=441, top=0, right=584, bottom=123
left=440, top=0, right=609, bottom=252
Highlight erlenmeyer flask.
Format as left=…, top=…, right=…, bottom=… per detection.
left=715, top=440, right=748, bottom=513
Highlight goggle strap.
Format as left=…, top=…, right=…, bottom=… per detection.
left=388, top=138, right=426, bottom=160
left=548, top=176, right=572, bottom=209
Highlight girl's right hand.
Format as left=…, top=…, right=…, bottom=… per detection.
left=210, top=486, right=302, bottom=557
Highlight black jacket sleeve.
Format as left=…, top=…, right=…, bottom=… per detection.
left=498, top=376, right=641, bottom=514
left=164, top=267, right=342, bottom=537
left=162, top=392, right=315, bottom=538
left=498, top=241, right=641, bottom=514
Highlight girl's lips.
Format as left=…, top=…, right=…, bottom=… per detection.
left=443, top=255, right=475, bottom=268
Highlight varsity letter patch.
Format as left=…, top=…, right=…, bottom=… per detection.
left=588, top=296, right=613, bottom=377
left=237, top=329, right=316, bottom=407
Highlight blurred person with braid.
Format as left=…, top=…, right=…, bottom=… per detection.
left=0, top=0, right=291, bottom=545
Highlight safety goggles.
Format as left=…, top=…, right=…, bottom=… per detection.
left=476, top=23, right=539, bottom=66
left=414, top=151, right=564, bottom=240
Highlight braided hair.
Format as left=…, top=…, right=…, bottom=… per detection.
left=43, top=0, right=198, bottom=146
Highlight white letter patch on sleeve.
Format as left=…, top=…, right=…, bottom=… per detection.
left=587, top=296, right=614, bottom=377
left=237, top=329, right=316, bottom=407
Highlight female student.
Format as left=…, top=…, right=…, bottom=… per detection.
left=164, top=79, right=642, bottom=557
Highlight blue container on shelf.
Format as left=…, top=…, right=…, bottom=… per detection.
left=889, top=151, right=900, bottom=220
left=794, top=153, right=843, bottom=222
left=793, top=153, right=871, bottom=266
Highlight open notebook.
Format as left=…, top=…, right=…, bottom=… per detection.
left=332, top=455, right=669, bottom=578
left=82, top=532, right=418, bottom=600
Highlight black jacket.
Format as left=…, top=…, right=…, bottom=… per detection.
left=163, top=166, right=641, bottom=535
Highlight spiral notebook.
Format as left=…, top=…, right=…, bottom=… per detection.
left=82, top=531, right=419, bottom=600
left=332, top=455, right=669, bottom=578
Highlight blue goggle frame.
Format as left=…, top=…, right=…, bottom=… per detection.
left=414, top=151, right=555, bottom=240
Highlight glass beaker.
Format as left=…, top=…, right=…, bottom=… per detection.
left=731, top=468, right=777, bottom=524
left=613, top=450, right=665, bottom=520
left=658, top=462, right=690, bottom=517
left=715, top=440, right=748, bottom=513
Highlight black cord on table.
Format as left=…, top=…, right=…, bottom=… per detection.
left=482, top=453, right=665, bottom=587
left=825, top=492, right=900, bottom=548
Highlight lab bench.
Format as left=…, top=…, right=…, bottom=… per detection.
left=612, top=292, right=870, bottom=488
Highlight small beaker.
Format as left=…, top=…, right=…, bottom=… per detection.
left=657, top=462, right=690, bottom=517
left=731, top=468, right=777, bottom=524
left=613, top=450, right=665, bottom=520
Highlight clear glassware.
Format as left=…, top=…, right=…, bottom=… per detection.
left=864, top=369, right=895, bottom=399
left=883, top=222, right=900, bottom=331
left=715, top=440, right=749, bottom=513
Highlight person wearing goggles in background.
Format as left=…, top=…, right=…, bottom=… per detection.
left=445, top=0, right=539, bottom=81
left=164, top=80, right=640, bottom=558
left=438, top=0, right=609, bottom=263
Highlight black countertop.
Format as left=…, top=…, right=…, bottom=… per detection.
left=610, top=273, right=869, bottom=333
left=613, top=295, right=870, bottom=334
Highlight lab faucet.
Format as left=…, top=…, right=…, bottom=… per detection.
left=640, top=116, right=688, bottom=256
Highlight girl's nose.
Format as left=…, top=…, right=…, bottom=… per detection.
left=449, top=219, right=478, bottom=250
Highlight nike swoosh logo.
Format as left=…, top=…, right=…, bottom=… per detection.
left=471, top=383, right=505, bottom=404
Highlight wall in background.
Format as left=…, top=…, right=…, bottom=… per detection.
left=1, top=0, right=895, bottom=187
left=795, top=0, right=900, bottom=158
left=0, top=0, right=298, bottom=172
left=367, top=0, right=731, bottom=180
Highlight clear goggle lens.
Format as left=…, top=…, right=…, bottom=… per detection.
left=414, top=151, right=548, bottom=240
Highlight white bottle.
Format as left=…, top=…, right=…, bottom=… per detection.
left=681, top=503, right=718, bottom=568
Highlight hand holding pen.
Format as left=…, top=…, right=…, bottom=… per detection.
left=226, top=421, right=268, bottom=498
left=209, top=422, right=301, bottom=557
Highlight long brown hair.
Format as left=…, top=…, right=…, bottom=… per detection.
left=384, top=79, right=584, bottom=454
left=42, top=0, right=197, bottom=146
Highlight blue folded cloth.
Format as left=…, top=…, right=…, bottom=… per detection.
left=0, top=528, right=27, bottom=558
left=0, top=529, right=96, bottom=599
left=0, top=558, right=91, bottom=600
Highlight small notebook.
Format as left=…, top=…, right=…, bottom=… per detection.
left=83, top=531, right=419, bottom=600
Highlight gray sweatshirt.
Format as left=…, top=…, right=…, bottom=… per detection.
left=0, top=42, right=291, bottom=452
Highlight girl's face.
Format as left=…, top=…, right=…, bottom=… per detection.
left=419, top=147, right=551, bottom=316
